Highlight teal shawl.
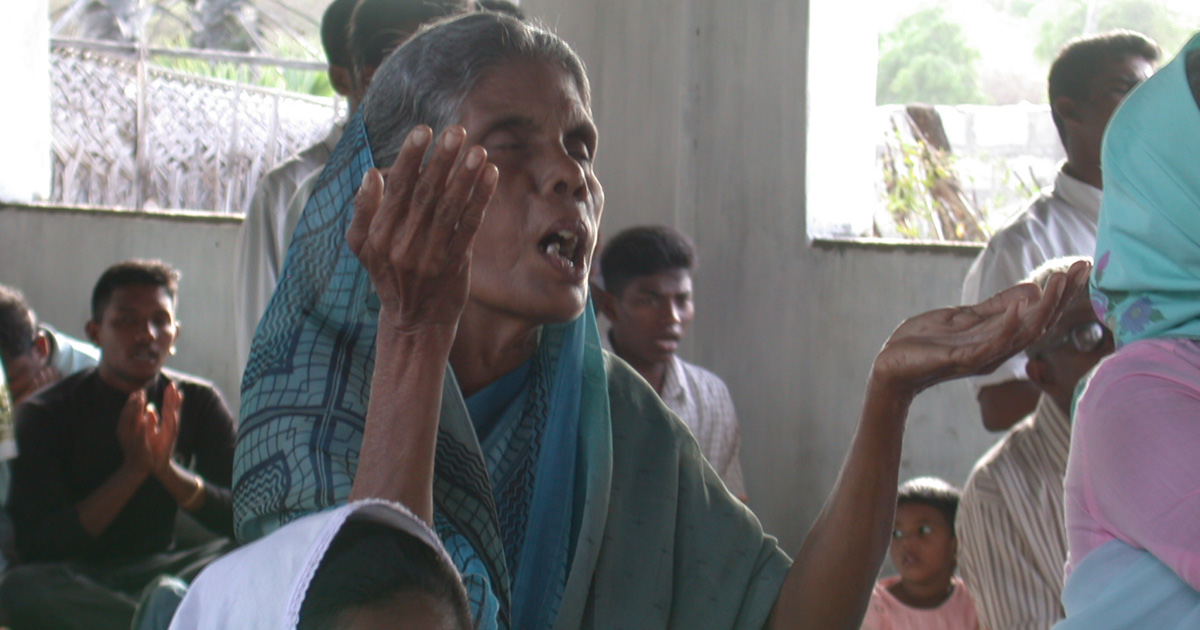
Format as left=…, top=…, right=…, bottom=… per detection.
left=233, top=113, right=790, bottom=629
left=1091, top=33, right=1200, bottom=346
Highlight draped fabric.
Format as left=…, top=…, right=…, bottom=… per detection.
left=1090, top=32, right=1200, bottom=346
left=1053, top=540, right=1200, bottom=630
left=232, top=110, right=791, bottom=630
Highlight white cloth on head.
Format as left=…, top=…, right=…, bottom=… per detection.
left=169, top=500, right=451, bottom=630
left=961, top=167, right=1101, bottom=394
left=234, top=125, right=343, bottom=372
left=957, top=396, right=1071, bottom=629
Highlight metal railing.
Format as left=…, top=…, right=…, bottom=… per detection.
left=49, top=37, right=343, bottom=214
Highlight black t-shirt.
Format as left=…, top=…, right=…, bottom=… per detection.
left=8, top=368, right=236, bottom=564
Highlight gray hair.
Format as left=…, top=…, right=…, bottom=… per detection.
left=362, top=12, right=591, bottom=167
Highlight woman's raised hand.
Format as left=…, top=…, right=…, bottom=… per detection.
left=347, top=125, right=499, bottom=333
left=872, top=259, right=1091, bottom=398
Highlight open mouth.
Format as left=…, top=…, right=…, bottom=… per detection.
left=539, top=229, right=580, bottom=266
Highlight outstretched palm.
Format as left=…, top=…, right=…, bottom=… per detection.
left=874, top=260, right=1090, bottom=397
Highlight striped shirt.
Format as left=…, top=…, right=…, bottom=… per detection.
left=660, top=355, right=747, bottom=499
left=956, top=396, right=1070, bottom=630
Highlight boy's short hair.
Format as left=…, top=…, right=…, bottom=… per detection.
left=0, top=285, right=36, bottom=361
left=90, top=260, right=180, bottom=323
left=599, top=226, right=697, bottom=297
left=897, top=476, right=961, bottom=530
left=298, top=520, right=473, bottom=630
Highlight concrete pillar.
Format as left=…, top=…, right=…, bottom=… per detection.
left=0, top=0, right=52, bottom=204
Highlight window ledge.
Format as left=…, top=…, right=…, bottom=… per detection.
left=0, top=202, right=243, bottom=225
left=811, top=236, right=983, bottom=257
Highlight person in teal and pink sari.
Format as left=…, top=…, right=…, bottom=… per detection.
left=1055, top=32, right=1200, bottom=630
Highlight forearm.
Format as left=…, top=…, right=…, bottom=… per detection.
left=769, top=374, right=910, bottom=630
left=348, top=319, right=455, bottom=524
left=76, top=462, right=150, bottom=538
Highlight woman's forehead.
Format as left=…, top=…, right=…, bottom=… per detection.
left=459, top=58, right=593, bottom=130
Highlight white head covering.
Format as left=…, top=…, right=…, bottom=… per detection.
left=169, top=500, right=453, bottom=630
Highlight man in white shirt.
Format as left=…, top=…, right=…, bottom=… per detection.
left=234, top=0, right=472, bottom=369
left=957, top=257, right=1114, bottom=629
left=962, top=30, right=1158, bottom=432
left=234, top=0, right=358, bottom=369
left=596, top=226, right=747, bottom=501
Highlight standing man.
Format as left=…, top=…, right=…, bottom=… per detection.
left=957, top=257, right=1114, bottom=629
left=1, top=261, right=237, bottom=630
left=234, top=0, right=472, bottom=370
left=596, top=226, right=747, bottom=501
left=234, top=0, right=359, bottom=369
left=962, top=30, right=1158, bottom=431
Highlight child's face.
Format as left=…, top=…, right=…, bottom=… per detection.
left=890, top=502, right=956, bottom=589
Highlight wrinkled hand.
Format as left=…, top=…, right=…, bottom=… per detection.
left=116, top=383, right=181, bottom=476
left=872, top=260, right=1090, bottom=398
left=9, top=364, right=60, bottom=405
left=347, top=125, right=499, bottom=334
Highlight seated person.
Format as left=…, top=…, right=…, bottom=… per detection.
left=862, top=477, right=978, bottom=630
left=1057, top=34, right=1200, bottom=629
left=595, top=225, right=747, bottom=500
left=170, top=500, right=472, bottom=630
left=1, top=260, right=237, bottom=630
left=956, top=256, right=1113, bottom=629
left=232, top=12, right=1090, bottom=629
left=0, top=284, right=100, bottom=406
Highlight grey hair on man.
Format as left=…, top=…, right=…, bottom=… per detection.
left=362, top=12, right=590, bottom=167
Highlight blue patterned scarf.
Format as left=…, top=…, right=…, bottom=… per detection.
left=232, top=111, right=604, bottom=630
left=1091, top=33, right=1200, bottom=346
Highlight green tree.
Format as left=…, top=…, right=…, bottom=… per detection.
left=877, top=7, right=986, bottom=105
left=1034, top=0, right=1192, bottom=63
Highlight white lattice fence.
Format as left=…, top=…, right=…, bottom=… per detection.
left=49, top=40, right=340, bottom=213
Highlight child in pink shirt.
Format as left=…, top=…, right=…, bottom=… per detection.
left=861, top=477, right=979, bottom=630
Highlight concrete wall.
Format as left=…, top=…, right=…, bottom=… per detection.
left=1, top=0, right=1006, bottom=557
left=0, top=206, right=243, bottom=410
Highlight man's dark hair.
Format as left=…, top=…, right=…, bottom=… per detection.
left=0, top=285, right=36, bottom=362
left=896, top=477, right=961, bottom=531
left=297, top=520, right=473, bottom=630
left=90, top=260, right=180, bottom=323
left=599, top=226, right=697, bottom=297
left=478, top=0, right=524, bottom=19
left=349, top=0, right=470, bottom=78
left=320, top=0, right=359, bottom=68
left=1049, top=29, right=1161, bottom=145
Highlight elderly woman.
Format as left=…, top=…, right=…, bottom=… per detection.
left=1055, top=34, right=1200, bottom=629
left=233, top=12, right=1084, bottom=630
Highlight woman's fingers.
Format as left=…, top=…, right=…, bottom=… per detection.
left=347, top=167, right=383, bottom=257
left=407, top=126, right=466, bottom=229
left=446, top=164, right=498, bottom=261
